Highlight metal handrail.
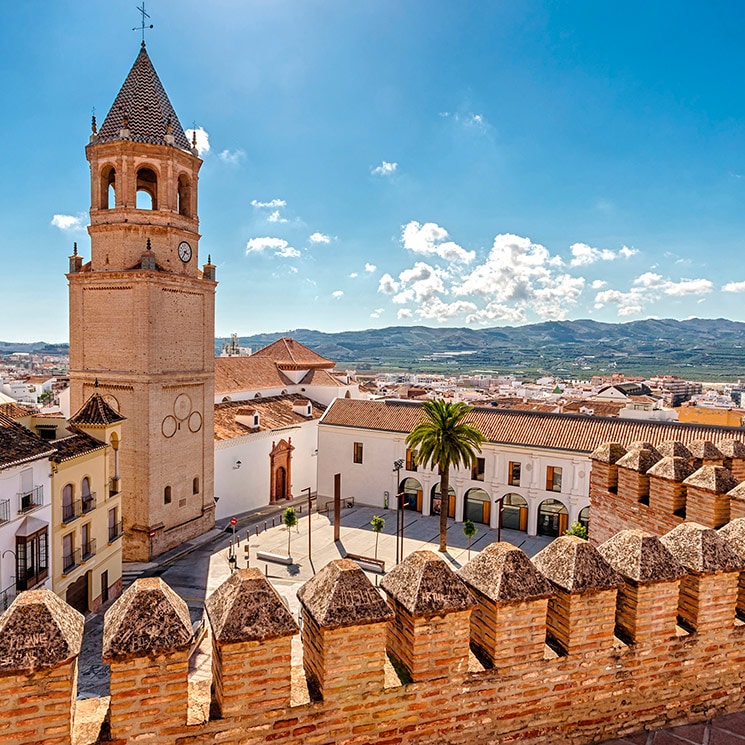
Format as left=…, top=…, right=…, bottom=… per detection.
left=62, top=499, right=82, bottom=523
left=82, top=492, right=97, bottom=513
left=17, top=486, right=43, bottom=513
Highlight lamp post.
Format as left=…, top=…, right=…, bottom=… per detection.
left=393, top=459, right=404, bottom=564
left=495, top=496, right=504, bottom=543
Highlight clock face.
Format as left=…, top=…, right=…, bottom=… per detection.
left=178, top=241, right=192, bottom=263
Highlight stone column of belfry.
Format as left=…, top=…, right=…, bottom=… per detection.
left=67, top=42, right=216, bottom=560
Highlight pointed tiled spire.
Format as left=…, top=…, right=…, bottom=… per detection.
left=97, top=45, right=191, bottom=150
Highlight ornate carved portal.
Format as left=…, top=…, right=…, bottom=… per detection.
left=270, top=438, right=294, bottom=502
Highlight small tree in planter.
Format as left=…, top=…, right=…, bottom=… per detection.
left=370, top=515, right=385, bottom=560
left=283, top=507, right=298, bottom=557
left=463, top=519, right=477, bottom=560
left=564, top=521, right=588, bottom=540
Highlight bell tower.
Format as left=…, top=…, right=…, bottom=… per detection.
left=68, top=42, right=217, bottom=560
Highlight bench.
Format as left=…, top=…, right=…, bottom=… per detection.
left=256, top=551, right=293, bottom=565
left=346, top=552, right=385, bottom=573
left=319, top=496, right=356, bottom=514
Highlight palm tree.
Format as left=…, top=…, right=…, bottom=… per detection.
left=406, top=399, right=484, bottom=552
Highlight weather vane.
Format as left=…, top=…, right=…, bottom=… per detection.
left=133, top=2, right=154, bottom=44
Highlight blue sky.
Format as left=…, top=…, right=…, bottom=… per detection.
left=4, top=1, right=745, bottom=341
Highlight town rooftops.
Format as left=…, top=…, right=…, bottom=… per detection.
left=49, top=432, right=108, bottom=463
left=95, top=43, right=192, bottom=151
left=249, top=337, right=335, bottom=370
left=320, top=398, right=745, bottom=454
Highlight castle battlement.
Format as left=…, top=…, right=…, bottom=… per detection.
left=2, top=523, right=745, bottom=745
left=590, top=438, right=745, bottom=544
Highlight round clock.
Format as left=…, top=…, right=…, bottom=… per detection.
left=178, top=241, right=192, bottom=263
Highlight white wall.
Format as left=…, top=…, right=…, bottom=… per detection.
left=213, top=420, right=319, bottom=521
left=0, top=458, right=53, bottom=595
left=316, top=424, right=591, bottom=536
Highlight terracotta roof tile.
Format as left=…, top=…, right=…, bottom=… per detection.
left=0, top=402, right=35, bottom=420
left=320, top=399, right=745, bottom=454
left=49, top=432, right=107, bottom=463
left=0, top=414, right=56, bottom=470
left=250, top=337, right=335, bottom=369
left=214, top=394, right=326, bottom=441
left=96, top=44, right=191, bottom=151
left=69, top=392, right=125, bottom=426
left=215, top=357, right=293, bottom=395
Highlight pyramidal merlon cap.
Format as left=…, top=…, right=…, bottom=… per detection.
left=96, top=44, right=191, bottom=151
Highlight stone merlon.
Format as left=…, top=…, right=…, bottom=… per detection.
left=0, top=589, right=84, bottom=675
left=647, top=456, right=696, bottom=482
left=657, top=440, right=693, bottom=459
left=297, top=559, right=393, bottom=629
left=589, top=442, right=627, bottom=464
left=532, top=535, right=624, bottom=593
left=597, top=529, right=686, bottom=584
left=102, top=577, right=193, bottom=661
left=683, top=465, right=739, bottom=493
left=688, top=440, right=725, bottom=461
left=660, top=522, right=745, bottom=574
left=381, top=550, right=475, bottom=616
left=616, top=447, right=662, bottom=473
left=718, top=518, right=745, bottom=560
left=457, top=542, right=553, bottom=603
left=717, top=438, right=745, bottom=459
left=205, top=568, right=298, bottom=644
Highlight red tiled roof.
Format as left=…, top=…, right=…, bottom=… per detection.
left=214, top=394, right=326, bottom=441
left=50, top=432, right=108, bottom=463
left=0, top=414, right=57, bottom=470
left=96, top=43, right=192, bottom=151
left=69, top=393, right=125, bottom=426
left=250, top=338, right=335, bottom=369
left=215, top=358, right=294, bottom=395
left=0, top=402, right=35, bottom=420
left=299, top=368, right=347, bottom=387
left=320, top=399, right=745, bottom=454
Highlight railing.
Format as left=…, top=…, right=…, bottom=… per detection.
left=0, top=499, right=10, bottom=524
left=0, top=583, right=15, bottom=611
left=82, top=539, right=97, bottom=561
left=108, top=520, right=123, bottom=542
left=108, top=477, right=121, bottom=498
left=82, top=492, right=97, bottom=513
left=62, top=548, right=81, bottom=574
left=62, top=499, right=82, bottom=523
left=17, top=486, right=43, bottom=514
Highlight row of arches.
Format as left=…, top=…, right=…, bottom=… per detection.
left=98, top=164, right=193, bottom=216
left=399, top=478, right=589, bottom=537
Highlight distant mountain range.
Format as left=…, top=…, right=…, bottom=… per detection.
left=5, top=318, right=745, bottom=380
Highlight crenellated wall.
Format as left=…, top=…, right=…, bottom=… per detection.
left=589, top=439, right=745, bottom=544
left=2, top=523, right=745, bottom=745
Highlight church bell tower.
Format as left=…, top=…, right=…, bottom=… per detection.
left=68, top=42, right=216, bottom=560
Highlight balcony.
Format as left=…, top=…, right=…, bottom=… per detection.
left=0, top=499, right=10, bottom=524
left=108, top=520, right=123, bottom=542
left=18, top=486, right=43, bottom=514
left=108, top=477, right=121, bottom=498
left=62, top=547, right=82, bottom=574
left=81, top=492, right=97, bottom=514
left=82, top=539, right=97, bottom=561
left=62, top=499, right=82, bottom=524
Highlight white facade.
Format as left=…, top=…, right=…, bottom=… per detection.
left=0, top=456, right=53, bottom=607
left=214, top=419, right=319, bottom=521
left=316, top=422, right=590, bottom=537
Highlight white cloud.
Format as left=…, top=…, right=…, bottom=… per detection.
left=397, top=308, right=413, bottom=319
left=723, top=281, right=745, bottom=293
left=309, top=232, right=331, bottom=244
left=466, top=303, right=525, bottom=324
left=364, top=263, right=377, bottom=273
left=402, top=221, right=475, bottom=263
left=349, top=272, right=359, bottom=278
left=591, top=279, right=607, bottom=289
left=268, top=210, right=289, bottom=224
left=632, top=272, right=663, bottom=288
left=217, top=148, right=245, bottom=164
left=251, top=199, right=287, bottom=209
left=414, top=298, right=478, bottom=323
left=51, top=213, right=85, bottom=231
left=371, top=161, right=398, bottom=176
left=378, top=273, right=399, bottom=294
left=664, top=278, right=714, bottom=296
left=245, top=237, right=300, bottom=258
left=395, top=261, right=447, bottom=304
left=569, top=242, right=638, bottom=267
left=185, top=127, right=210, bottom=154
left=440, top=111, right=489, bottom=133
left=332, top=290, right=344, bottom=299
left=370, top=308, right=385, bottom=319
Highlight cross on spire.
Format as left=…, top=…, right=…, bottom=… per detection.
left=133, top=2, right=154, bottom=45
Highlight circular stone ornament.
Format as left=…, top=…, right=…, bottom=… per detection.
left=161, top=415, right=177, bottom=438
left=174, top=394, right=192, bottom=421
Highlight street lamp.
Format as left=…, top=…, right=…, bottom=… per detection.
left=393, top=459, right=404, bottom=564
left=495, top=496, right=505, bottom=543
left=302, top=486, right=312, bottom=564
